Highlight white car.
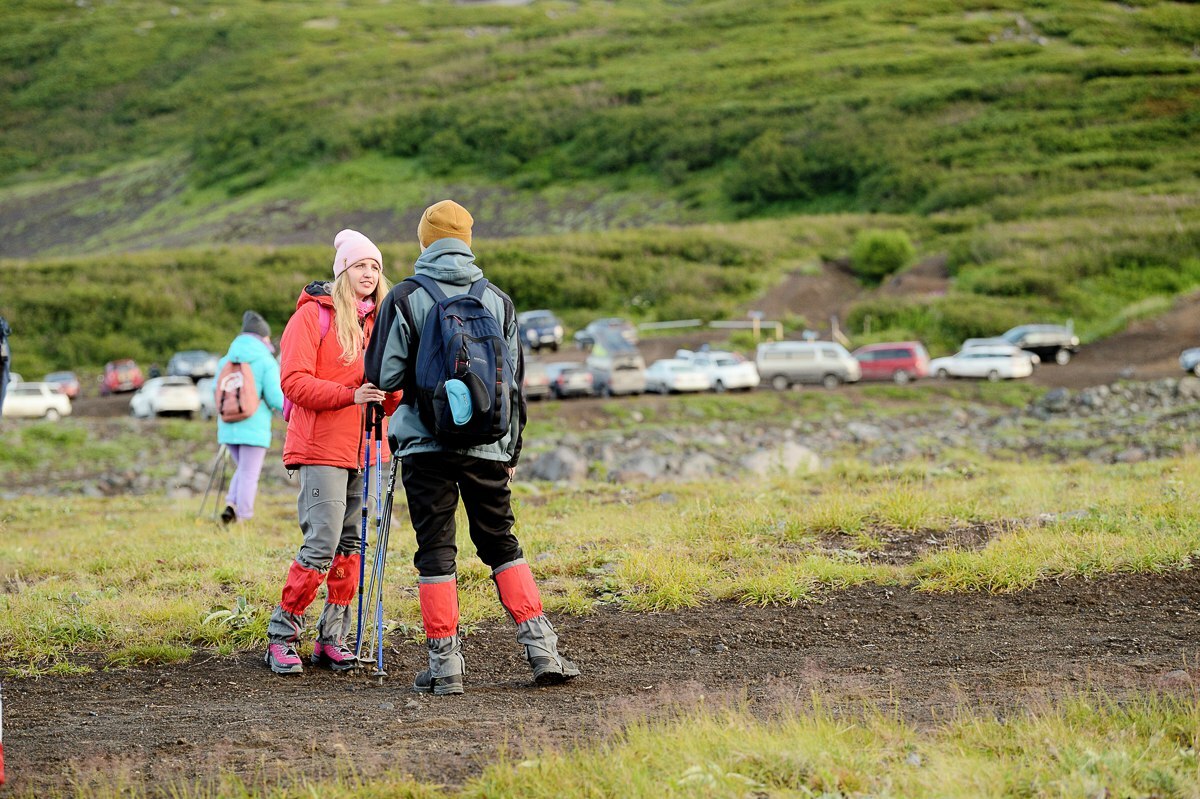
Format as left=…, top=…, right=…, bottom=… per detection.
left=675, top=349, right=760, bottom=392
left=196, top=377, right=216, bottom=420
left=644, top=359, right=711, bottom=394
left=929, top=346, right=1034, bottom=381
left=130, top=376, right=202, bottom=418
left=1, top=382, right=72, bottom=420
left=1180, top=347, right=1200, bottom=377
left=962, top=337, right=1041, bottom=365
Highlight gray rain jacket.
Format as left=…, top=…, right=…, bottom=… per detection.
left=364, top=238, right=526, bottom=464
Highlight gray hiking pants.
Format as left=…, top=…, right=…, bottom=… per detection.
left=267, top=465, right=364, bottom=644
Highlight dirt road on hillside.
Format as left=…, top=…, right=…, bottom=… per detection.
left=5, top=569, right=1199, bottom=796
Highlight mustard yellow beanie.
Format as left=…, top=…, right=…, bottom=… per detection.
left=417, top=200, right=473, bottom=249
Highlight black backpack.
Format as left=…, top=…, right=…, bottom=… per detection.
left=406, top=275, right=514, bottom=447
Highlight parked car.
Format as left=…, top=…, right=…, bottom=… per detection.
left=963, top=324, right=1078, bottom=366
left=43, top=370, right=82, bottom=398
left=522, top=360, right=552, bottom=401
left=167, top=350, right=220, bottom=381
left=7, top=372, right=23, bottom=386
left=517, top=310, right=565, bottom=353
left=852, top=342, right=930, bottom=384
left=587, top=350, right=647, bottom=397
left=675, top=349, right=760, bottom=392
left=929, top=345, right=1034, bottom=381
left=129, top=376, right=202, bottom=418
left=755, top=341, right=862, bottom=390
left=644, top=358, right=711, bottom=394
left=100, top=359, right=145, bottom=395
left=543, top=362, right=594, bottom=399
left=574, top=318, right=639, bottom=350
left=196, top=376, right=216, bottom=420
left=1, top=382, right=72, bottom=420
left=1180, top=348, right=1200, bottom=377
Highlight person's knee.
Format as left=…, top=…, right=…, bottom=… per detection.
left=414, top=546, right=457, bottom=577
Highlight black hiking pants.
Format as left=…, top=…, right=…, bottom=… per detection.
left=401, top=452, right=521, bottom=577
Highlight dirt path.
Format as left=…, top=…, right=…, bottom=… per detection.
left=5, top=570, right=1199, bottom=796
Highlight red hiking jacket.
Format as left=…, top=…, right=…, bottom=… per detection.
left=280, top=283, right=400, bottom=469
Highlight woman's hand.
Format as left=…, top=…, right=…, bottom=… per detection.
left=354, top=383, right=386, bottom=404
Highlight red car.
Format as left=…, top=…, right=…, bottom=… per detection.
left=101, top=359, right=145, bottom=395
left=43, top=371, right=82, bottom=398
left=852, top=342, right=930, bottom=384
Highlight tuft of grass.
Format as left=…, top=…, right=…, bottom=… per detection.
left=463, top=697, right=1200, bottom=799
left=3, top=455, right=1199, bottom=671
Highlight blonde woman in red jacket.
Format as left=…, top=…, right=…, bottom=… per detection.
left=266, top=229, right=401, bottom=675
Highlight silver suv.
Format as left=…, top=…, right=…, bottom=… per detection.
left=755, top=341, right=862, bottom=390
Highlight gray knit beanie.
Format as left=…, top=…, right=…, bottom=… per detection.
left=241, top=311, right=270, bottom=338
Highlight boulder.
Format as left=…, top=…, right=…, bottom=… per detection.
left=741, top=442, right=821, bottom=476
left=525, top=446, right=588, bottom=483
left=611, top=452, right=669, bottom=483
left=1041, top=387, right=1071, bottom=413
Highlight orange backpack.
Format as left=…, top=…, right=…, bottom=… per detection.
left=216, top=360, right=260, bottom=423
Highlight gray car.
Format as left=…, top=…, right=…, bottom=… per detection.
left=167, top=350, right=220, bottom=381
left=755, top=341, right=862, bottom=390
left=543, top=362, right=594, bottom=399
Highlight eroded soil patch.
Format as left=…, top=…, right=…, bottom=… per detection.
left=5, top=570, right=1199, bottom=797
left=819, top=520, right=1018, bottom=565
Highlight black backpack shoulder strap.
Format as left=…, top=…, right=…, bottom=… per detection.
left=405, top=273, right=448, bottom=304
left=482, top=281, right=515, bottom=333
left=467, top=278, right=490, bottom=299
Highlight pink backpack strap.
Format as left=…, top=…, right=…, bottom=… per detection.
left=283, top=303, right=333, bottom=423
left=317, top=304, right=331, bottom=340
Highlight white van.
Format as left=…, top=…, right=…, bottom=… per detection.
left=586, top=351, right=647, bottom=396
left=755, top=341, right=861, bottom=390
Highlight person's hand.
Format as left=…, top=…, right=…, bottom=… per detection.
left=354, top=383, right=386, bottom=404
left=505, top=465, right=516, bottom=483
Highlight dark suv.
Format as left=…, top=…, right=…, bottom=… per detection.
left=964, top=324, right=1079, bottom=366
left=517, top=310, right=564, bottom=352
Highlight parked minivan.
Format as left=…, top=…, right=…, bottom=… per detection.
left=587, top=350, right=647, bottom=396
left=755, top=341, right=861, bottom=390
left=852, top=341, right=930, bottom=384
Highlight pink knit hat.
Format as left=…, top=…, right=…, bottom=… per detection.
left=332, top=229, right=383, bottom=278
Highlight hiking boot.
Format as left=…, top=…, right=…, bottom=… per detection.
left=530, top=653, right=582, bottom=686
left=411, top=635, right=465, bottom=696
left=264, top=642, right=303, bottom=675
left=311, top=640, right=358, bottom=672
left=412, top=669, right=465, bottom=696
left=516, top=615, right=580, bottom=686
left=220, top=505, right=237, bottom=525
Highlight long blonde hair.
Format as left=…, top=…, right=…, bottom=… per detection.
left=331, top=269, right=391, bottom=366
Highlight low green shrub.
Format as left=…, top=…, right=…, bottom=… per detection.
left=850, top=229, right=916, bottom=284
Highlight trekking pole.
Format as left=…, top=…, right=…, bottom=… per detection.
left=0, top=680, right=6, bottom=785
left=198, top=444, right=229, bottom=519
left=371, top=404, right=386, bottom=677
left=369, top=456, right=398, bottom=683
left=354, top=403, right=375, bottom=661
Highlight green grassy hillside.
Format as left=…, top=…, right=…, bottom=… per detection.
left=4, top=205, right=1198, bottom=377
left=1, top=0, right=1197, bottom=246
left=1, top=0, right=1199, bottom=373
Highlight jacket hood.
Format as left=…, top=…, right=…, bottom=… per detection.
left=226, top=332, right=275, bottom=363
left=296, top=281, right=334, bottom=311
left=412, top=239, right=483, bottom=285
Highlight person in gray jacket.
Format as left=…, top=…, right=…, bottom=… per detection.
left=364, top=200, right=579, bottom=695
